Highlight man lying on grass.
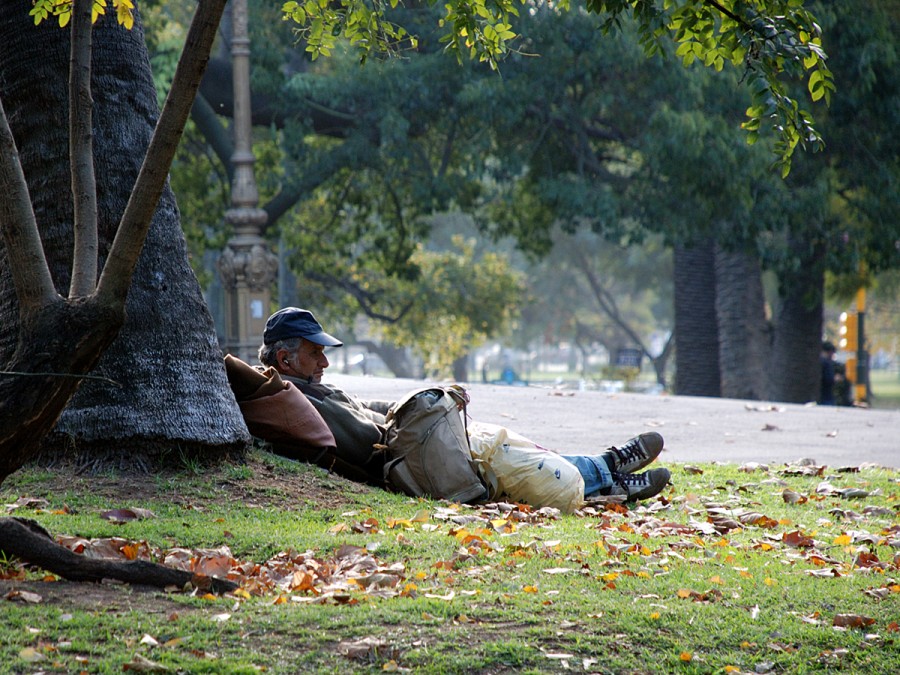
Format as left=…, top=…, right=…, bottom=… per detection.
left=238, top=307, right=670, bottom=511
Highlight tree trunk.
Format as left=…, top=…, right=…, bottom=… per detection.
left=714, top=245, right=770, bottom=400
left=769, top=249, right=825, bottom=403
left=673, top=240, right=721, bottom=397
left=452, top=354, right=469, bottom=383
left=0, top=6, right=249, bottom=461
left=359, top=341, right=419, bottom=379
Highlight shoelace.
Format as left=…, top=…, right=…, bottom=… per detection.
left=607, top=438, right=645, bottom=469
left=612, top=471, right=650, bottom=490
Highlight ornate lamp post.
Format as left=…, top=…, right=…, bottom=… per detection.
left=218, top=0, right=277, bottom=362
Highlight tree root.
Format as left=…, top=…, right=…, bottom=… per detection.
left=0, top=517, right=237, bottom=593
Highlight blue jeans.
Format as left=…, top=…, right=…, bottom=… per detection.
left=561, top=455, right=613, bottom=497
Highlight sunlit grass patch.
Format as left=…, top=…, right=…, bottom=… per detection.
left=1, top=453, right=898, bottom=673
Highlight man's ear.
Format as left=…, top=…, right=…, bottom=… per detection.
left=275, top=348, right=291, bottom=368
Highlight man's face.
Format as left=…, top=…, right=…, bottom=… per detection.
left=280, top=338, right=330, bottom=383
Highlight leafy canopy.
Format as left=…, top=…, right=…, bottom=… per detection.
left=282, top=0, right=833, bottom=176
left=31, top=0, right=834, bottom=176
left=30, top=0, right=135, bottom=29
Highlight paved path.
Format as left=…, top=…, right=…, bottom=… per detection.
left=327, top=374, right=900, bottom=469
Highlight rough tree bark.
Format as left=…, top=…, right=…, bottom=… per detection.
left=714, top=245, right=771, bottom=400
left=769, top=246, right=826, bottom=403
left=0, top=0, right=239, bottom=591
left=0, top=2, right=249, bottom=467
left=673, top=239, right=722, bottom=397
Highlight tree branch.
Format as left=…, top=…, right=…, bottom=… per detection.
left=0, top=517, right=237, bottom=593
left=96, top=0, right=229, bottom=303
left=0, top=101, right=59, bottom=312
left=703, top=0, right=751, bottom=31
left=190, top=92, right=234, bottom=184
left=573, top=247, right=651, bottom=357
left=68, top=0, right=99, bottom=298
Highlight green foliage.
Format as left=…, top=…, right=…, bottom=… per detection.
left=281, top=0, right=834, bottom=172
left=381, top=235, right=525, bottom=376
left=282, top=0, right=418, bottom=62
left=30, top=0, right=135, bottom=29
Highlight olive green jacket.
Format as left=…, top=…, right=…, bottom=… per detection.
left=286, top=377, right=393, bottom=467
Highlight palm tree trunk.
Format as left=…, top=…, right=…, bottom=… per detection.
left=0, top=4, right=248, bottom=464
left=714, top=246, right=770, bottom=400
left=769, top=247, right=825, bottom=403
left=673, top=239, right=721, bottom=396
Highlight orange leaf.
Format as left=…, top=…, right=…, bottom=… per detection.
left=783, top=531, right=815, bottom=548
left=679, top=651, right=692, bottom=662
left=833, top=613, right=876, bottom=628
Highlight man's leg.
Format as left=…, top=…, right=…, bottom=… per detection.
left=560, top=454, right=614, bottom=497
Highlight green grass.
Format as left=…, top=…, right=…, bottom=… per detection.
left=2, top=453, right=899, bottom=674
left=870, top=369, right=900, bottom=409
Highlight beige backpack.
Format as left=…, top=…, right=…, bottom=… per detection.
left=380, top=386, right=488, bottom=504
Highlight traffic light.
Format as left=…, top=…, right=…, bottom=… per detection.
left=839, top=312, right=858, bottom=352
left=844, top=357, right=857, bottom=385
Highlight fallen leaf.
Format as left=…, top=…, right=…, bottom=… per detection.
left=5, top=589, right=42, bottom=603
left=782, top=489, right=807, bottom=505
left=338, top=636, right=400, bottom=662
left=783, top=531, right=815, bottom=548
left=122, top=654, right=171, bottom=672
left=5, top=496, right=50, bottom=512
left=100, top=507, right=156, bottom=523
left=18, top=647, right=45, bottom=662
left=833, top=613, right=876, bottom=628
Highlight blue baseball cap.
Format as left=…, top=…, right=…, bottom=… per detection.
left=263, top=308, right=343, bottom=347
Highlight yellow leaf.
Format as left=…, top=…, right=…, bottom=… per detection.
left=710, top=575, right=724, bottom=584
left=833, top=534, right=852, bottom=546
left=725, top=666, right=741, bottom=673
left=650, top=611, right=661, bottom=620
left=18, top=648, right=45, bottom=663
left=523, top=585, right=538, bottom=593
left=232, top=588, right=251, bottom=600
left=601, top=572, right=619, bottom=583
left=677, top=589, right=692, bottom=598
left=764, top=577, right=776, bottom=586
left=386, top=518, right=413, bottom=529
